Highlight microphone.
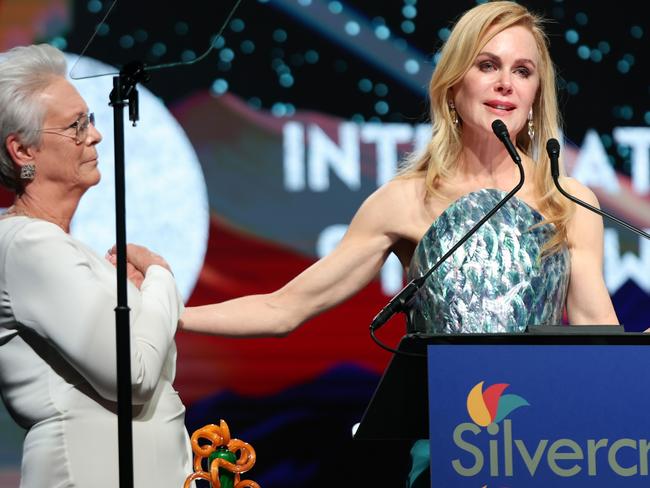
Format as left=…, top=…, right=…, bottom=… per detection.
left=370, top=120, right=525, bottom=332
left=492, top=119, right=521, bottom=165
left=546, top=138, right=650, bottom=240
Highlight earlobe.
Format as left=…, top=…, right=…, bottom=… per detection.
left=5, top=134, right=35, bottom=169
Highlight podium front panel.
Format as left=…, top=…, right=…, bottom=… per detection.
left=427, top=344, right=650, bottom=487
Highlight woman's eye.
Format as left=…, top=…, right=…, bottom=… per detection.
left=479, top=61, right=496, bottom=71
left=515, top=67, right=531, bottom=77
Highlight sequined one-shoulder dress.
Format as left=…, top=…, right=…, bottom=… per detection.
left=408, top=189, right=570, bottom=334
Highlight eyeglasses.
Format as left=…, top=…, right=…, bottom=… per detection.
left=39, top=112, right=95, bottom=144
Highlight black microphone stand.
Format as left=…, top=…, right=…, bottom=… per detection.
left=108, top=61, right=150, bottom=488
left=370, top=122, right=526, bottom=355
left=547, top=139, right=650, bottom=240
left=370, top=160, right=524, bottom=329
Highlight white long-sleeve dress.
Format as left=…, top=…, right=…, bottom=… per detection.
left=0, top=217, right=192, bottom=488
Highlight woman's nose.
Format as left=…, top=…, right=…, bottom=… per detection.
left=495, top=74, right=513, bottom=95
left=87, top=123, right=103, bottom=145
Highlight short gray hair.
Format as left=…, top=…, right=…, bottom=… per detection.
left=0, top=44, right=67, bottom=191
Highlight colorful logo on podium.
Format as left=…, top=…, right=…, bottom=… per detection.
left=430, top=348, right=650, bottom=485
left=466, top=381, right=529, bottom=427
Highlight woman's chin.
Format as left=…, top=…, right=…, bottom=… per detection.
left=82, top=167, right=101, bottom=188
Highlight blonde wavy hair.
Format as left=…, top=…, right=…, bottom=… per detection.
left=399, top=1, right=573, bottom=254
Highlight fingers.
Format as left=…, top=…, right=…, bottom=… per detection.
left=127, top=243, right=171, bottom=274
left=105, top=250, right=117, bottom=266
left=105, top=243, right=172, bottom=275
left=126, top=262, right=145, bottom=289
left=104, top=252, right=146, bottom=289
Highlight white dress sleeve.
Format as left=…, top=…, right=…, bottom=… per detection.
left=5, top=221, right=183, bottom=404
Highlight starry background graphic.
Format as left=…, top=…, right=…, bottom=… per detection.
left=56, top=0, right=648, bottom=172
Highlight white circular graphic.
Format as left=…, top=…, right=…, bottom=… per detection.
left=66, top=54, right=209, bottom=301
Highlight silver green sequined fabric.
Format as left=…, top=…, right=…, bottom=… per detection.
left=407, top=189, right=569, bottom=334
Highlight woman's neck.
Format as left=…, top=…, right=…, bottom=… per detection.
left=10, top=190, right=79, bottom=233
left=455, top=129, right=525, bottom=188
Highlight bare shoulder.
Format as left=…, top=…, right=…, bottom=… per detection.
left=561, top=177, right=604, bottom=248
left=361, top=175, right=423, bottom=212
left=349, top=174, right=425, bottom=236
left=560, top=177, right=600, bottom=208
left=379, top=173, right=424, bottom=196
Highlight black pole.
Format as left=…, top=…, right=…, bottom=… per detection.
left=110, top=74, right=134, bottom=488
left=109, top=62, right=148, bottom=488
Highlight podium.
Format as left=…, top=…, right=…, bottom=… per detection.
left=355, top=328, right=650, bottom=486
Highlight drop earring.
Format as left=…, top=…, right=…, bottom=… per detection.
left=449, top=101, right=459, bottom=127
left=527, top=109, right=535, bottom=139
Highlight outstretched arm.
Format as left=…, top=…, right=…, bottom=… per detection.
left=179, top=181, right=411, bottom=337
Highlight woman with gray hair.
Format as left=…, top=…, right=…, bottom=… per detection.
left=0, top=44, right=191, bottom=487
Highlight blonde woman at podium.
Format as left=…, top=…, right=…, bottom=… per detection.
left=180, top=1, right=618, bottom=355
left=52, top=3, right=615, bottom=488
left=179, top=2, right=618, bottom=484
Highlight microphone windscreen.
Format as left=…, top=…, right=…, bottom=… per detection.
left=491, top=119, right=509, bottom=139
left=546, top=138, right=560, bottom=157
left=546, top=138, right=561, bottom=178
